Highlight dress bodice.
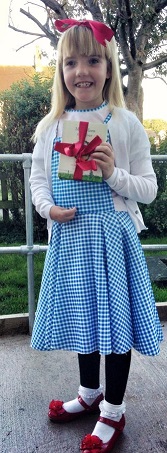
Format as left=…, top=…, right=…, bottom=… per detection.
left=51, top=102, right=114, bottom=214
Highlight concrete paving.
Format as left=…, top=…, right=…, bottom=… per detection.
left=0, top=322, right=167, bottom=453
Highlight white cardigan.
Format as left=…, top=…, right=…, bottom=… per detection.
left=30, top=106, right=157, bottom=241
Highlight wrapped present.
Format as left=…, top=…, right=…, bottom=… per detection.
left=54, top=120, right=107, bottom=182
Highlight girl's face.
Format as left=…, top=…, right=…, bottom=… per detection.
left=62, top=54, right=110, bottom=110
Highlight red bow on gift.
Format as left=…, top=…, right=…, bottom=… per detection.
left=55, top=19, right=114, bottom=47
left=54, top=121, right=102, bottom=180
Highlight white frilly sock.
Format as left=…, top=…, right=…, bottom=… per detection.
left=63, top=385, right=103, bottom=413
left=92, top=399, right=126, bottom=443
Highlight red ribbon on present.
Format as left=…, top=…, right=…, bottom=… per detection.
left=55, top=19, right=114, bottom=47
left=54, top=121, right=102, bottom=180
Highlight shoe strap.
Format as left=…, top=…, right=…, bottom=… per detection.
left=98, top=415, right=124, bottom=431
left=78, top=395, right=90, bottom=410
left=78, top=393, right=103, bottom=410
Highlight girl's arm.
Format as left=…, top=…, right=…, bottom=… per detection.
left=93, top=117, right=157, bottom=204
left=104, top=166, right=157, bottom=204
left=30, top=134, right=55, bottom=219
left=30, top=133, right=76, bottom=223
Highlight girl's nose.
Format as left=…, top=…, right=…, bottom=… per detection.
left=76, top=63, right=89, bottom=76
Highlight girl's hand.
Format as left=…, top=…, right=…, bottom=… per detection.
left=49, top=206, right=76, bottom=223
left=92, top=143, right=115, bottom=180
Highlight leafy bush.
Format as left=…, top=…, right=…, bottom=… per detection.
left=140, top=138, right=167, bottom=237
left=0, top=73, right=53, bottom=154
left=143, top=119, right=167, bottom=134
left=0, top=73, right=53, bottom=241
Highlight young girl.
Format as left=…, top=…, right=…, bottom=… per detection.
left=30, top=19, right=163, bottom=453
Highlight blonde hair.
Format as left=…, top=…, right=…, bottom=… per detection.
left=34, top=25, right=125, bottom=141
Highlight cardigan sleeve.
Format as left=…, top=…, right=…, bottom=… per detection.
left=29, top=132, right=54, bottom=220
left=105, top=113, right=157, bottom=204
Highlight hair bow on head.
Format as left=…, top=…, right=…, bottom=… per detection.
left=55, top=19, right=114, bottom=47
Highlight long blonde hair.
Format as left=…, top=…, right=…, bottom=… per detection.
left=34, top=25, right=125, bottom=141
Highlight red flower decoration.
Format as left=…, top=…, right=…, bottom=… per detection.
left=49, top=400, right=64, bottom=414
left=81, top=434, right=102, bottom=451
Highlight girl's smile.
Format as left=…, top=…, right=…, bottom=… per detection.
left=63, top=54, right=110, bottom=110
left=75, top=82, right=93, bottom=88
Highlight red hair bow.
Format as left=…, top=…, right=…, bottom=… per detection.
left=55, top=19, right=114, bottom=47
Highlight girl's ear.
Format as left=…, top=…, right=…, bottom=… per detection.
left=106, top=60, right=112, bottom=79
left=106, top=70, right=111, bottom=79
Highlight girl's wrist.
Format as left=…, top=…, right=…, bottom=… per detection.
left=104, top=167, right=117, bottom=184
left=49, top=205, right=56, bottom=219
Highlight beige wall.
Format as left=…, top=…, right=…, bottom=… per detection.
left=0, top=65, right=53, bottom=92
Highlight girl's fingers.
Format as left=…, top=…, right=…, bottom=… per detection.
left=92, top=144, right=115, bottom=180
left=93, top=151, right=113, bottom=162
left=94, top=142, right=113, bottom=154
left=50, top=206, right=76, bottom=223
left=93, top=144, right=114, bottom=159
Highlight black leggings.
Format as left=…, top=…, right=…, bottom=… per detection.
left=78, top=350, right=131, bottom=405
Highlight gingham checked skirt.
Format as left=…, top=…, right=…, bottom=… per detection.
left=31, top=141, right=163, bottom=355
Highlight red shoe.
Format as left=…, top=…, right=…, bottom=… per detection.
left=80, top=414, right=125, bottom=452
left=48, top=393, right=104, bottom=423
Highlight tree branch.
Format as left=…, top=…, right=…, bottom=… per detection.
left=20, top=8, right=57, bottom=46
left=75, top=0, right=91, bottom=14
left=26, top=1, right=45, bottom=10
left=83, top=0, right=103, bottom=21
left=8, top=23, right=45, bottom=37
left=143, top=55, right=167, bottom=71
left=116, top=0, right=135, bottom=70
left=155, top=0, right=167, bottom=13
left=38, top=0, right=67, bottom=17
left=16, top=36, right=44, bottom=52
left=136, top=1, right=167, bottom=58
left=121, top=54, right=167, bottom=77
left=124, top=0, right=136, bottom=59
left=144, top=74, right=167, bottom=85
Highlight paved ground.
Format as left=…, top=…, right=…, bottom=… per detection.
left=0, top=322, right=167, bottom=453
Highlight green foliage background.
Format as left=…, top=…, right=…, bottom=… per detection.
left=0, top=74, right=53, bottom=242
left=140, top=138, right=167, bottom=238
left=0, top=74, right=53, bottom=154
left=143, top=119, right=167, bottom=134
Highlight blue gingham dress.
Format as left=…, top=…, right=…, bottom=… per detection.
left=31, top=104, right=163, bottom=355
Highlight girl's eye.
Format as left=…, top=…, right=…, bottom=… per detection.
left=89, top=57, right=100, bottom=65
left=65, top=60, right=76, bottom=67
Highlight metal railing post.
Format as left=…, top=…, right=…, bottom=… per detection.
left=23, top=154, right=35, bottom=335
